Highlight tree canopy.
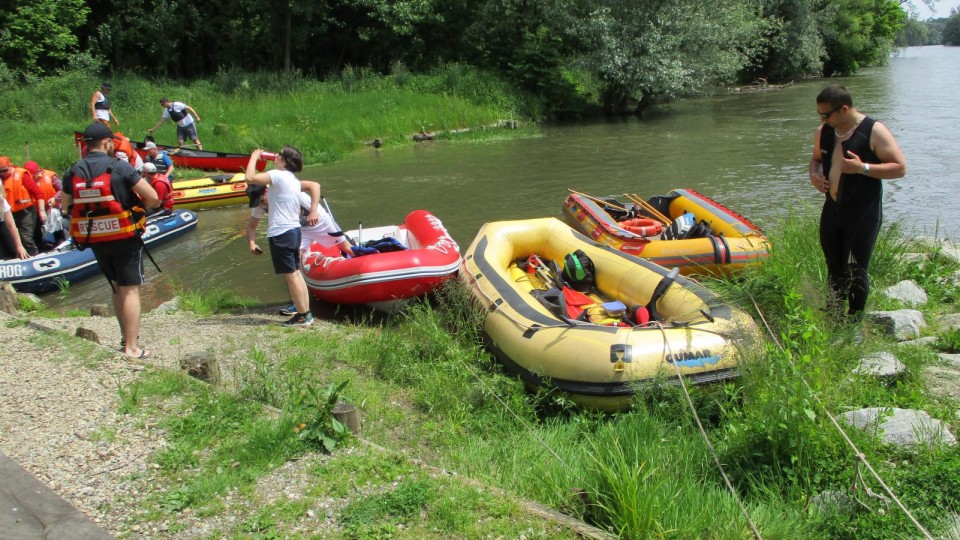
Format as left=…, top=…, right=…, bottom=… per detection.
left=0, top=0, right=910, bottom=116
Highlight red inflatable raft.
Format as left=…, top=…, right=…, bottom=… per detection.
left=302, top=210, right=461, bottom=305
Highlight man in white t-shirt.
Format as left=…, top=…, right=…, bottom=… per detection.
left=244, top=146, right=318, bottom=326
left=147, top=97, right=202, bottom=149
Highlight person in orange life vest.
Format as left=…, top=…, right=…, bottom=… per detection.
left=23, top=161, right=64, bottom=250
left=141, top=162, right=173, bottom=216
left=148, top=98, right=202, bottom=150
left=91, top=82, right=119, bottom=127
left=0, top=156, right=46, bottom=256
left=112, top=131, right=144, bottom=172
left=0, top=191, right=29, bottom=260
left=142, top=141, right=175, bottom=181
left=61, top=123, right=160, bottom=359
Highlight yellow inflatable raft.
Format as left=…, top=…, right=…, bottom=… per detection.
left=563, top=189, right=769, bottom=276
left=171, top=173, right=248, bottom=210
left=462, top=218, right=758, bottom=411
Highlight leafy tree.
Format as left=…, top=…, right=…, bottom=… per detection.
left=943, top=10, right=960, bottom=45
left=818, top=0, right=906, bottom=76
left=577, top=0, right=766, bottom=115
left=896, top=16, right=932, bottom=46
left=0, top=0, right=90, bottom=75
left=745, top=0, right=825, bottom=82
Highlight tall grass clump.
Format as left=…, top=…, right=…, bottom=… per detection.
left=175, top=287, right=262, bottom=316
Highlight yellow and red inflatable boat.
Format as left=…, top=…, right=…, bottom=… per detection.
left=462, top=217, right=759, bottom=411
left=563, top=189, right=768, bottom=276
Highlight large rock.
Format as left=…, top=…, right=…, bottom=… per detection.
left=866, top=309, right=926, bottom=341
left=938, top=313, right=960, bottom=332
left=853, top=351, right=906, bottom=382
left=939, top=353, right=960, bottom=369
left=897, top=336, right=937, bottom=348
left=882, top=280, right=927, bottom=307
left=839, top=407, right=956, bottom=448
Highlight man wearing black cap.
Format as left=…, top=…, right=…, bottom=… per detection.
left=61, top=123, right=160, bottom=359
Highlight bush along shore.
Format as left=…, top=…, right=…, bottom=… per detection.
left=2, top=206, right=960, bottom=539
left=0, top=64, right=537, bottom=175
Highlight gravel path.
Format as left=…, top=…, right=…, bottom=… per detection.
left=0, top=306, right=326, bottom=537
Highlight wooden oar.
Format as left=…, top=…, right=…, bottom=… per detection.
left=624, top=193, right=671, bottom=225
left=567, top=189, right=627, bottom=211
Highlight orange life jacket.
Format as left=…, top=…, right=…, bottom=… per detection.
left=112, top=132, right=140, bottom=169
left=35, top=169, right=59, bottom=202
left=69, top=161, right=145, bottom=247
left=2, top=168, right=36, bottom=212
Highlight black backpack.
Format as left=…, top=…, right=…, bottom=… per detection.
left=562, top=249, right=596, bottom=292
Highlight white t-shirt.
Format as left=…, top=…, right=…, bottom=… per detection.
left=265, top=169, right=302, bottom=238
left=161, top=102, right=195, bottom=127
left=1, top=197, right=10, bottom=216
left=251, top=190, right=339, bottom=248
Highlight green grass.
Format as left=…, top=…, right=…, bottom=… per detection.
left=0, top=64, right=532, bottom=174
left=175, top=287, right=262, bottom=316
left=36, top=204, right=960, bottom=538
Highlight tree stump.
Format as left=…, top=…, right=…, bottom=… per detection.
left=0, top=283, right=18, bottom=315
left=74, top=327, right=100, bottom=344
left=89, top=304, right=110, bottom=317
left=332, top=402, right=361, bottom=435
left=180, top=351, right=220, bottom=385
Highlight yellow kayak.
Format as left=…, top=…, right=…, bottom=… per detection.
left=462, top=217, right=759, bottom=411
left=171, top=173, right=248, bottom=210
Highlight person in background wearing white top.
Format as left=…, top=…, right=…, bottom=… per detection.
left=147, top=97, right=202, bottom=150
left=90, top=82, right=119, bottom=127
left=1, top=192, right=29, bottom=260
left=244, top=146, right=318, bottom=327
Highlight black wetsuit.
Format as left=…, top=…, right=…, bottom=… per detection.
left=818, top=116, right=881, bottom=317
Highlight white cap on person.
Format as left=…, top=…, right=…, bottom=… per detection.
left=142, top=162, right=157, bottom=173
left=144, top=141, right=157, bottom=150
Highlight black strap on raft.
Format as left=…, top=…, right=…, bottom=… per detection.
left=647, top=267, right=679, bottom=322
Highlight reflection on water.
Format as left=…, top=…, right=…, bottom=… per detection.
left=44, top=46, right=960, bottom=310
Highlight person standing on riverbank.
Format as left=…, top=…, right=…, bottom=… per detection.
left=61, top=123, right=160, bottom=359
left=147, top=98, right=202, bottom=150
left=809, top=84, right=906, bottom=320
left=244, top=146, right=318, bottom=327
left=90, top=82, right=119, bottom=127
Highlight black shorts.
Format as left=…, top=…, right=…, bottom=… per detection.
left=92, top=242, right=145, bottom=286
left=269, top=228, right=301, bottom=274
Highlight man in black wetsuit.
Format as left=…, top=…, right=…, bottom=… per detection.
left=809, top=84, right=907, bottom=320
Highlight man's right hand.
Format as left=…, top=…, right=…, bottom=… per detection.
left=810, top=173, right=828, bottom=194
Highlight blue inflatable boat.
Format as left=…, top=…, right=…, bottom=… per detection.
left=0, top=210, right=199, bottom=293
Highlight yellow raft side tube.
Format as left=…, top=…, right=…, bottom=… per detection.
left=462, top=217, right=760, bottom=411
left=171, top=173, right=248, bottom=210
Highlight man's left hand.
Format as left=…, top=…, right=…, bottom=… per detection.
left=307, top=209, right=319, bottom=227
left=841, top=149, right=865, bottom=174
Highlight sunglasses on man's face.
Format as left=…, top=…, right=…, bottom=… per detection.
left=819, top=106, right=842, bottom=120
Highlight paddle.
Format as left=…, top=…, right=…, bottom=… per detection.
left=624, top=193, right=671, bottom=225
left=567, top=189, right=628, bottom=212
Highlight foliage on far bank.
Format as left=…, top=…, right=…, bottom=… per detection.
left=0, top=0, right=909, bottom=117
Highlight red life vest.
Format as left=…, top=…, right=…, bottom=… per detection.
left=112, top=132, right=140, bottom=169
left=69, top=162, right=145, bottom=246
left=2, top=168, right=36, bottom=213
left=149, top=174, right=174, bottom=210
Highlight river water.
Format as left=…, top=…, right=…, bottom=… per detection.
left=46, top=46, right=960, bottom=310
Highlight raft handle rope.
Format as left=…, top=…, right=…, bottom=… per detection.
left=748, top=296, right=934, bottom=540
left=654, top=321, right=763, bottom=540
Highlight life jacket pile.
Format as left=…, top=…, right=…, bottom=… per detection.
left=2, top=167, right=36, bottom=213
left=69, top=160, right=145, bottom=248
